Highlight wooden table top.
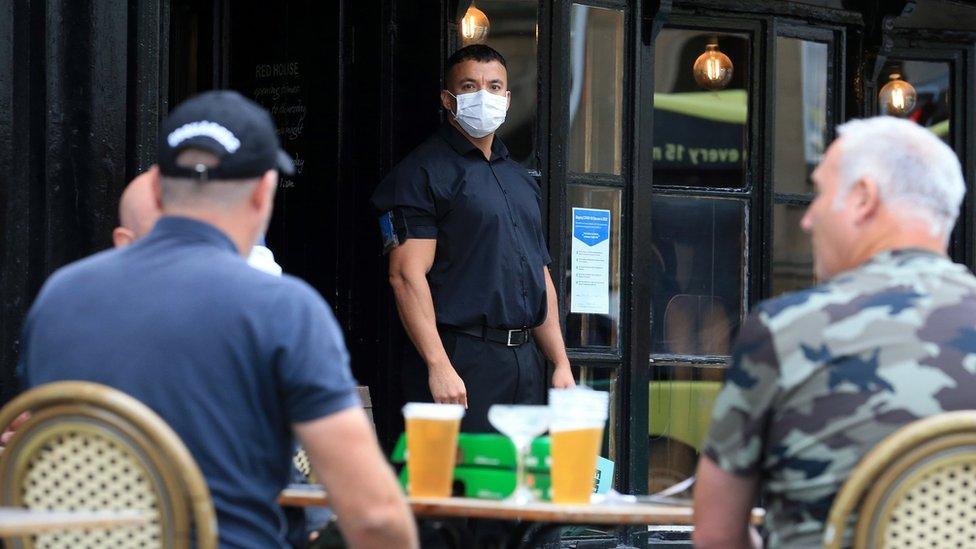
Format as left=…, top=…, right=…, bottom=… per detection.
left=0, top=508, right=154, bottom=537
left=279, top=485, right=765, bottom=526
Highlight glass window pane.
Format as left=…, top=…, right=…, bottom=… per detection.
left=772, top=202, right=814, bottom=297
left=567, top=5, right=624, bottom=175
left=476, top=1, right=538, bottom=170
left=578, top=365, right=619, bottom=477
left=653, top=29, right=750, bottom=188
left=650, top=195, right=745, bottom=355
left=565, top=185, right=622, bottom=350
left=774, top=37, right=827, bottom=194
left=878, top=61, right=951, bottom=144
left=648, top=363, right=724, bottom=494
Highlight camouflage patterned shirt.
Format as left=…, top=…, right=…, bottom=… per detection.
left=703, top=248, right=976, bottom=548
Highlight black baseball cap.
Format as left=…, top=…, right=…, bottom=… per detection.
left=158, top=90, right=295, bottom=180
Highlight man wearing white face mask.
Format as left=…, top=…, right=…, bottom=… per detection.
left=371, top=45, right=576, bottom=433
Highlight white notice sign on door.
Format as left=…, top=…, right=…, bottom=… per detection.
left=570, top=208, right=611, bottom=315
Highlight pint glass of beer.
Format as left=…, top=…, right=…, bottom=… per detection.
left=402, top=402, right=465, bottom=498
left=549, top=388, right=610, bottom=504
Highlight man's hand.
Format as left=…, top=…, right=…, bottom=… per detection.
left=1, top=412, right=30, bottom=446
left=551, top=363, right=576, bottom=389
left=428, top=362, right=468, bottom=408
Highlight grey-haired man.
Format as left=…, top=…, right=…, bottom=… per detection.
left=695, top=116, right=976, bottom=548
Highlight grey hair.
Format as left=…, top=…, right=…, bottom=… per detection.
left=834, top=116, right=965, bottom=237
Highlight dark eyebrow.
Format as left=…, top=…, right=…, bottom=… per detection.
left=458, top=78, right=477, bottom=84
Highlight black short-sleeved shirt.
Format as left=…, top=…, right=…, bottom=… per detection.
left=19, top=216, right=361, bottom=548
left=371, top=122, right=551, bottom=329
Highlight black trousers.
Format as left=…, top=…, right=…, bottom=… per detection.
left=401, top=329, right=546, bottom=433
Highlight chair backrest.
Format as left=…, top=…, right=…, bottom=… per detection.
left=662, top=294, right=731, bottom=355
left=824, top=411, right=976, bottom=549
left=0, top=381, right=217, bottom=549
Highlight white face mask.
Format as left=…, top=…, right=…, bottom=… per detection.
left=449, top=89, right=508, bottom=138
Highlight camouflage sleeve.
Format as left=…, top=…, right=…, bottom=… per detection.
left=702, top=309, right=781, bottom=476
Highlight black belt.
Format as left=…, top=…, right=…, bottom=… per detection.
left=443, top=325, right=532, bottom=347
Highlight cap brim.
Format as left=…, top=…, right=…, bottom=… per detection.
left=276, top=149, right=295, bottom=175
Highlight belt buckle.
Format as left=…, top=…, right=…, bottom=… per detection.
left=506, top=329, right=520, bottom=347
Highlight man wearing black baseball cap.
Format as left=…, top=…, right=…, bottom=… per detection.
left=18, top=90, right=417, bottom=548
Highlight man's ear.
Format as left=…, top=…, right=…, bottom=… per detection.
left=251, top=170, right=278, bottom=212
left=440, top=90, right=455, bottom=114
left=112, top=227, right=135, bottom=248
left=506, top=90, right=512, bottom=111
left=849, top=177, right=881, bottom=224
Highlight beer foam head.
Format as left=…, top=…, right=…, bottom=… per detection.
left=402, top=402, right=466, bottom=420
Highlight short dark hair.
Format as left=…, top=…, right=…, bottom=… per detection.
left=444, top=44, right=507, bottom=83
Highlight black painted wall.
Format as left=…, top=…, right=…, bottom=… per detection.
left=0, top=0, right=168, bottom=404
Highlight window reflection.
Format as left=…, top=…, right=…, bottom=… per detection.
left=878, top=61, right=951, bottom=144
left=578, top=366, right=618, bottom=473
left=478, top=0, right=539, bottom=169
left=653, top=29, right=750, bottom=188
left=772, top=203, right=814, bottom=296
left=650, top=196, right=744, bottom=355
left=568, top=5, right=624, bottom=175
left=565, top=185, right=622, bottom=350
left=774, top=37, right=827, bottom=194
left=648, top=363, right=724, bottom=494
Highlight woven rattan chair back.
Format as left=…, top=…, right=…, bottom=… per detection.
left=824, top=411, right=976, bottom=549
left=0, top=381, right=217, bottom=549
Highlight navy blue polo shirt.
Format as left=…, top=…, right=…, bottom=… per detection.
left=371, top=122, right=551, bottom=329
left=19, top=216, right=360, bottom=548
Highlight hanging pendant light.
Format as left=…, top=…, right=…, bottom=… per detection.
left=693, top=41, right=734, bottom=91
left=879, top=73, right=917, bottom=117
left=460, top=3, right=490, bottom=45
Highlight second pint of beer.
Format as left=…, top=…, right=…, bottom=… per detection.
left=403, top=403, right=465, bottom=498
left=551, top=426, right=604, bottom=503
left=548, top=387, right=610, bottom=504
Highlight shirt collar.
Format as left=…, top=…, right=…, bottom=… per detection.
left=869, top=247, right=946, bottom=264
left=148, top=216, right=239, bottom=254
left=437, top=121, right=510, bottom=162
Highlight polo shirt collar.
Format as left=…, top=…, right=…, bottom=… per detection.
left=150, top=216, right=239, bottom=254
left=437, top=121, right=510, bottom=162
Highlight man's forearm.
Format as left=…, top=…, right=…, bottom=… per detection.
left=533, top=268, right=570, bottom=368
left=390, top=272, right=450, bottom=369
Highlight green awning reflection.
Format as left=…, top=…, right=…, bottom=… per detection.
left=653, top=90, right=748, bottom=125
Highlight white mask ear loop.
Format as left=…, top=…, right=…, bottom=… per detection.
left=447, top=91, right=460, bottom=117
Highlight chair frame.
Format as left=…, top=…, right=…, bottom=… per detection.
left=0, top=381, right=217, bottom=549
left=823, top=411, right=976, bottom=548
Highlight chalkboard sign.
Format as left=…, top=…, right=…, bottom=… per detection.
left=251, top=61, right=307, bottom=188
left=227, top=1, right=340, bottom=296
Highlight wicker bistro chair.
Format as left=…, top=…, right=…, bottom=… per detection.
left=823, top=411, right=976, bottom=549
left=0, top=381, right=217, bottom=549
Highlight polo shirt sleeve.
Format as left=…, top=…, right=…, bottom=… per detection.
left=375, top=162, right=438, bottom=240
left=272, top=280, right=361, bottom=424
left=702, top=310, right=781, bottom=476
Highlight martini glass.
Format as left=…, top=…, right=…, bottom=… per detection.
left=487, top=404, right=550, bottom=505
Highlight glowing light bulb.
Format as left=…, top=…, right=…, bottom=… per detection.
left=693, top=43, right=733, bottom=91
left=460, top=4, right=490, bottom=45
left=879, top=74, right=917, bottom=117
